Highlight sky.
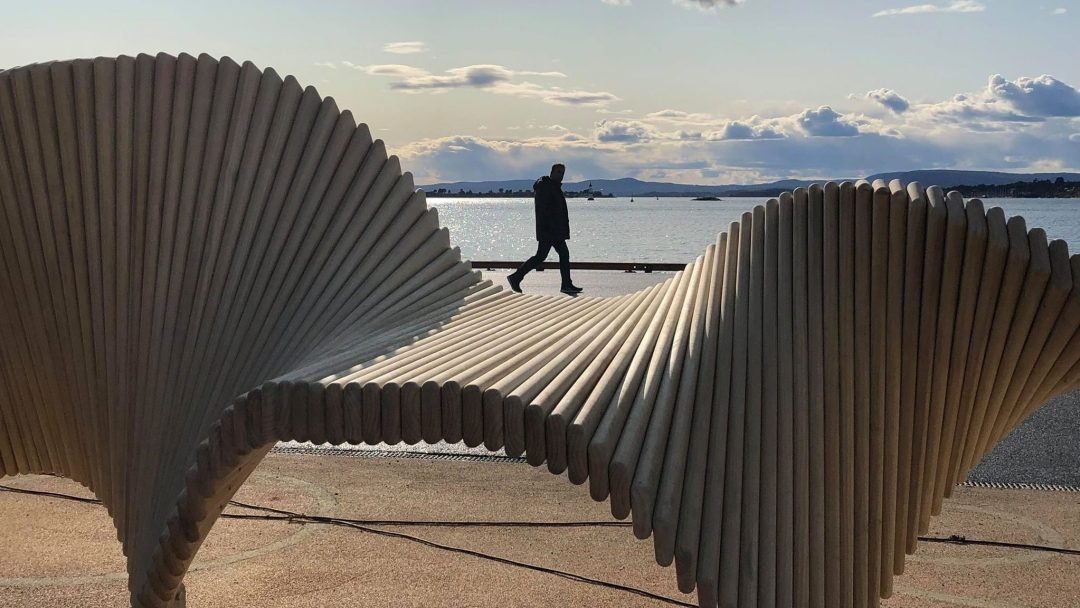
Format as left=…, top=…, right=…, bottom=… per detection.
left=3, top=0, right=1079, bottom=184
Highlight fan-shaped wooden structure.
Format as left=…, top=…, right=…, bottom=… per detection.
left=2, top=53, right=1079, bottom=607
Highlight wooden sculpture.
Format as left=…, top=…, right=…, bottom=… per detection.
left=1, top=54, right=1078, bottom=607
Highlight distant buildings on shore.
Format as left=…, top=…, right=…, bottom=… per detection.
left=425, top=187, right=615, bottom=199
left=950, top=178, right=1080, bottom=198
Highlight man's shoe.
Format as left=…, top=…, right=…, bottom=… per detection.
left=507, top=275, right=522, bottom=293
left=561, top=284, right=583, bottom=294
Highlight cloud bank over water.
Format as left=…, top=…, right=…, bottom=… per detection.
left=398, top=73, right=1080, bottom=184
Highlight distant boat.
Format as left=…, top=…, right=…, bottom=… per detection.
left=587, top=196, right=594, bottom=201
left=692, top=195, right=722, bottom=201
left=630, top=196, right=634, bottom=202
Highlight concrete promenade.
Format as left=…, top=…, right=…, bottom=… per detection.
left=1, top=270, right=1077, bottom=607
left=1, top=454, right=1078, bottom=607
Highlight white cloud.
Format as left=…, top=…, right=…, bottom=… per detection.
left=674, top=0, right=743, bottom=10
left=988, top=74, right=1080, bottom=117
left=399, top=128, right=955, bottom=185
left=400, top=133, right=609, bottom=183
left=908, top=94, right=1043, bottom=130
left=495, top=81, right=621, bottom=106
left=394, top=73, right=1080, bottom=184
left=353, top=63, right=431, bottom=79
left=594, top=120, right=661, bottom=143
left=647, top=109, right=692, bottom=119
left=873, top=1, right=985, bottom=17
left=643, top=108, right=794, bottom=137
left=646, top=108, right=716, bottom=122
left=607, top=0, right=745, bottom=12
left=313, top=61, right=337, bottom=69
left=383, top=41, right=428, bottom=54
left=1053, top=7, right=1067, bottom=15
left=518, top=70, right=569, bottom=78
left=704, top=120, right=786, bottom=140
left=590, top=113, right=788, bottom=143
left=896, top=75, right=1080, bottom=130
left=646, top=75, right=1080, bottom=139
left=795, top=106, right=861, bottom=137
left=865, top=88, right=910, bottom=114
left=387, top=64, right=516, bottom=90
left=400, top=124, right=1080, bottom=186
left=349, top=63, right=617, bottom=107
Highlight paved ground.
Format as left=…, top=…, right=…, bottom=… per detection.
left=969, top=391, right=1080, bottom=487
left=1, top=453, right=1078, bottom=607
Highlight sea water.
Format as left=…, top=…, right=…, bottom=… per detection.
left=430, top=197, right=1080, bottom=263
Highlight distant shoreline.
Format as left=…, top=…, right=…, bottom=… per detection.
left=425, top=179, right=1080, bottom=200
left=425, top=190, right=614, bottom=199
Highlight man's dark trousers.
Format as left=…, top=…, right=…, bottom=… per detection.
left=509, top=239, right=572, bottom=286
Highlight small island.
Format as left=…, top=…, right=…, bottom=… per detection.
left=692, top=196, right=722, bottom=201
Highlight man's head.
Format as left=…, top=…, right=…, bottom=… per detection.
left=549, top=163, right=565, bottom=184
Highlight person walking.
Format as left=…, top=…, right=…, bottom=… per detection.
left=507, top=163, right=583, bottom=295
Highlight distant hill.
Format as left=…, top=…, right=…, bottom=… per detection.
left=422, top=170, right=1080, bottom=198
left=423, top=176, right=812, bottom=197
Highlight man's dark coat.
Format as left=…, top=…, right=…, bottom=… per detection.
left=533, top=176, right=570, bottom=242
